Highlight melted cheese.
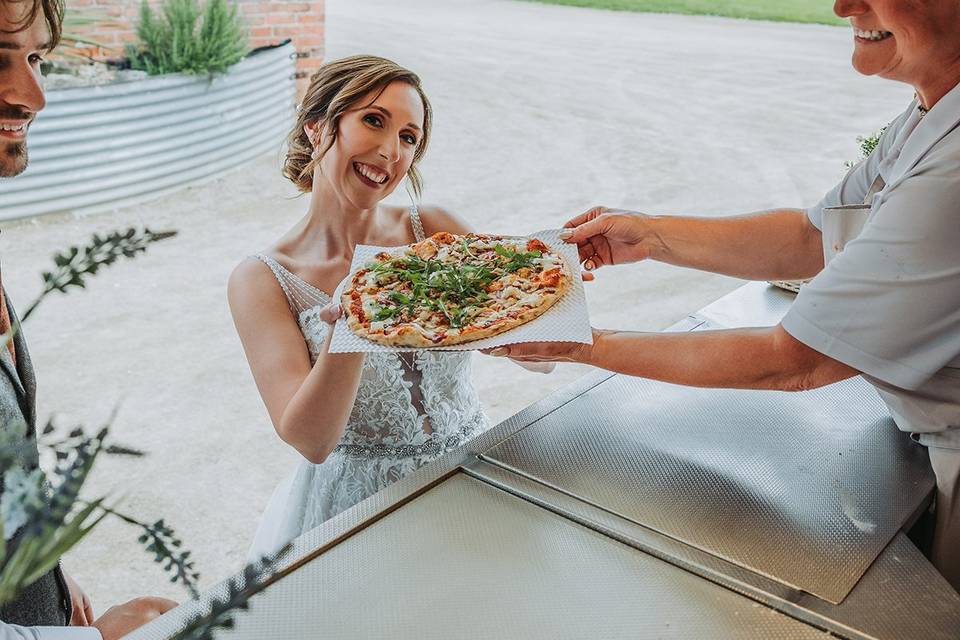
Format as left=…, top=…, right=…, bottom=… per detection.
left=516, top=292, right=543, bottom=307
left=362, top=298, right=380, bottom=317
left=501, top=285, right=524, bottom=300
left=535, top=255, right=561, bottom=270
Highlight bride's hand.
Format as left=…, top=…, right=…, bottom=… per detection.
left=560, top=206, right=657, bottom=271
left=319, top=304, right=343, bottom=325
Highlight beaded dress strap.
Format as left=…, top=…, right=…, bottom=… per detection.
left=254, top=254, right=330, bottom=315
left=409, top=204, right=425, bottom=242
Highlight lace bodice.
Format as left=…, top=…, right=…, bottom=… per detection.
left=254, top=206, right=488, bottom=460
left=247, top=207, right=490, bottom=555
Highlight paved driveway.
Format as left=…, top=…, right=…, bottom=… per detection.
left=3, top=0, right=909, bottom=608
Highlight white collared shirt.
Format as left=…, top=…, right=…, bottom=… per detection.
left=782, top=81, right=960, bottom=449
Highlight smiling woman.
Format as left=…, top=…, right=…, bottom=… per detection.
left=228, top=54, right=506, bottom=560
left=835, top=0, right=960, bottom=109
left=283, top=55, right=432, bottom=197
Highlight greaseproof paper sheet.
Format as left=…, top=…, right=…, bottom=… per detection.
left=328, top=229, right=591, bottom=353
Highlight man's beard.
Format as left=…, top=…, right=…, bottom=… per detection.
left=0, top=141, right=28, bottom=178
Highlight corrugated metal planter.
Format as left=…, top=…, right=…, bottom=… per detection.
left=0, top=41, right=296, bottom=221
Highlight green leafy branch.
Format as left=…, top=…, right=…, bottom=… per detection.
left=0, top=422, right=107, bottom=605
left=96, top=509, right=201, bottom=599
left=0, top=226, right=182, bottom=605
left=16, top=227, right=177, bottom=324
left=170, top=544, right=291, bottom=640
left=0, top=416, right=200, bottom=606
left=1, top=225, right=288, bottom=637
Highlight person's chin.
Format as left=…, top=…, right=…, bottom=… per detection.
left=850, top=55, right=887, bottom=77
left=0, top=143, right=28, bottom=178
left=348, top=182, right=392, bottom=209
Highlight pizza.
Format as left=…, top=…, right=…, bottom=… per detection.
left=342, top=232, right=572, bottom=347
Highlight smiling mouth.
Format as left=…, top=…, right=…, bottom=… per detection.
left=353, top=161, right=389, bottom=187
left=0, top=121, right=30, bottom=138
left=853, top=27, right=893, bottom=42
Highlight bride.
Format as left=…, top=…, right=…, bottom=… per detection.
left=230, top=55, right=544, bottom=557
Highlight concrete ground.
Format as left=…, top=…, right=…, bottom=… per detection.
left=4, top=0, right=910, bottom=612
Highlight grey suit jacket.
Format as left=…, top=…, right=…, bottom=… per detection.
left=0, top=290, right=70, bottom=627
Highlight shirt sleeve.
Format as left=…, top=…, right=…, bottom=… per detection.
left=805, top=111, right=908, bottom=230
left=0, top=623, right=101, bottom=640
left=783, top=150, right=960, bottom=390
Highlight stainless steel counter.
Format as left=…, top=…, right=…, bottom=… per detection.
left=133, top=282, right=960, bottom=640
left=482, top=374, right=932, bottom=603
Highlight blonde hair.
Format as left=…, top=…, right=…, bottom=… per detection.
left=283, top=55, right=433, bottom=198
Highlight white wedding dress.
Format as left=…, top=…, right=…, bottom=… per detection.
left=248, top=208, right=491, bottom=559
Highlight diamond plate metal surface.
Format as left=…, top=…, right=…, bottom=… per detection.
left=466, top=460, right=960, bottom=640
left=138, top=473, right=831, bottom=640
left=802, top=533, right=960, bottom=640
left=482, top=375, right=934, bottom=603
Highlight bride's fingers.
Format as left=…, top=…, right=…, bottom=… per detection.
left=319, top=304, right=342, bottom=324
left=581, top=270, right=595, bottom=282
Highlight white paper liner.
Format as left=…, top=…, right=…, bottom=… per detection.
left=328, top=229, right=591, bottom=353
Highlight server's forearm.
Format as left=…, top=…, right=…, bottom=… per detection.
left=584, top=326, right=857, bottom=391
left=647, top=209, right=823, bottom=281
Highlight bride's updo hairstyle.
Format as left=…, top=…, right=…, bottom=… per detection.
left=283, top=55, right=433, bottom=198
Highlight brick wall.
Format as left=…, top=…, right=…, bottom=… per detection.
left=68, top=0, right=325, bottom=83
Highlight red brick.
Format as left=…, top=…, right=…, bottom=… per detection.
left=291, top=34, right=324, bottom=47
left=246, top=15, right=275, bottom=30
left=296, top=11, right=323, bottom=23
left=276, top=23, right=309, bottom=35
left=266, top=14, right=295, bottom=25
left=239, top=2, right=272, bottom=15
left=299, top=59, right=324, bottom=72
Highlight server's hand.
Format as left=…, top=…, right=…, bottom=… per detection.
left=560, top=206, right=656, bottom=271
left=483, top=334, right=596, bottom=364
